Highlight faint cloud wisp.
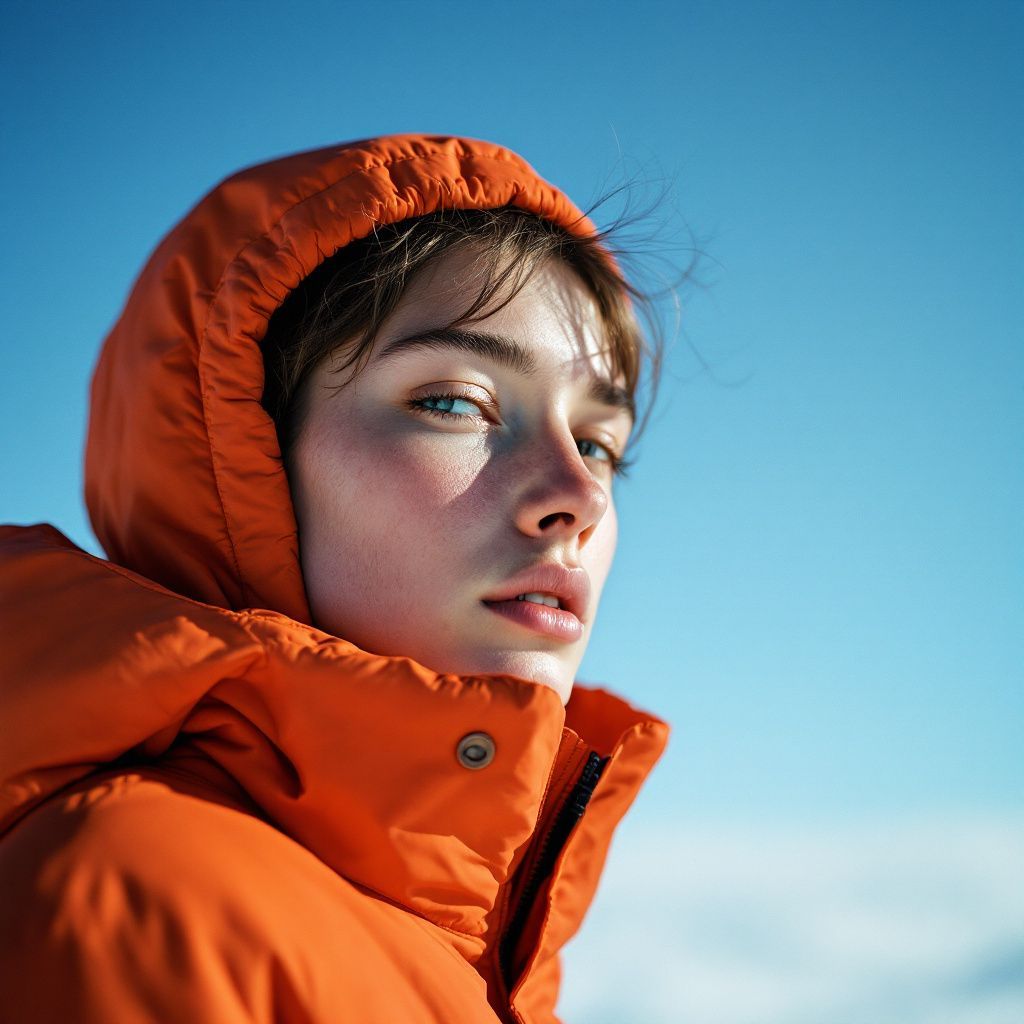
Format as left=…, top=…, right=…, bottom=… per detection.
left=559, top=817, right=1024, bottom=1024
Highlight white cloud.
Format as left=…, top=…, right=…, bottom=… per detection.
left=558, top=817, right=1024, bottom=1024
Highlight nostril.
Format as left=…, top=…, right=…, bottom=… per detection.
left=538, top=511, right=575, bottom=530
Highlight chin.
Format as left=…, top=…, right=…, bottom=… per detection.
left=351, top=633, right=576, bottom=706
left=455, top=649, right=575, bottom=707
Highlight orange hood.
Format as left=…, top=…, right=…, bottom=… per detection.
left=0, top=135, right=668, bottom=1021
left=84, top=134, right=599, bottom=621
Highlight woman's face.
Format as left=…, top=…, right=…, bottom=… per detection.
left=288, top=246, right=633, bottom=704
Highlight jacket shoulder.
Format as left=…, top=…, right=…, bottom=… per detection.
left=0, top=768, right=497, bottom=1024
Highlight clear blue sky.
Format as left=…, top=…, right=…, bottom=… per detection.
left=2, top=0, right=1021, bottom=827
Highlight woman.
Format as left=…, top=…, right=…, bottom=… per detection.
left=0, top=134, right=670, bottom=1023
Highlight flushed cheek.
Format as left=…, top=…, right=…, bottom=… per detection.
left=307, top=420, right=499, bottom=581
left=299, top=442, right=486, bottom=652
left=350, top=428, right=495, bottom=524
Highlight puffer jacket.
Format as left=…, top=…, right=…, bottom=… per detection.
left=0, top=134, right=669, bottom=1024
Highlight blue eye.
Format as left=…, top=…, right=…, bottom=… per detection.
left=411, top=395, right=483, bottom=419
left=578, top=437, right=630, bottom=477
left=577, top=438, right=611, bottom=462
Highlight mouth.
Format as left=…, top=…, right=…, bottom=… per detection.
left=513, top=592, right=562, bottom=609
left=481, top=594, right=584, bottom=643
left=480, top=565, right=590, bottom=644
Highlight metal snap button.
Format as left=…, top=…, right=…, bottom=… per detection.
left=456, top=732, right=495, bottom=770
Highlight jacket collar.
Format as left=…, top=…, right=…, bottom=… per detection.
left=1, top=525, right=668, bottom=965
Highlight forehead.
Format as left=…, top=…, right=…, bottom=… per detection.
left=381, top=245, right=617, bottom=382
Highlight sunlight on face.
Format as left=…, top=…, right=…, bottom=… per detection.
left=288, top=247, right=633, bottom=703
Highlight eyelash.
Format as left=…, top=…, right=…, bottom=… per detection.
left=406, top=391, right=632, bottom=478
left=406, top=392, right=494, bottom=423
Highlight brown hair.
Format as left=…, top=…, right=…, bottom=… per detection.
left=259, top=205, right=664, bottom=472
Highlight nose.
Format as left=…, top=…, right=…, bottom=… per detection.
left=513, top=432, right=609, bottom=547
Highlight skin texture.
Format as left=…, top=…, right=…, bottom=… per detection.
left=287, top=247, right=633, bottom=704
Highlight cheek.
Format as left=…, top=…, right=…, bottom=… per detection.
left=356, top=427, right=491, bottom=520
left=295, top=410, right=494, bottom=566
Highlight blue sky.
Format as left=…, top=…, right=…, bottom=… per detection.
left=2, top=4, right=1022, bottom=1014
left=2, top=0, right=1020, bottom=820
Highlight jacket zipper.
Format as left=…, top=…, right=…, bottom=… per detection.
left=498, top=750, right=608, bottom=999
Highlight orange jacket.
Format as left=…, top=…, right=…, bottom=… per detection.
left=0, top=135, right=669, bottom=1024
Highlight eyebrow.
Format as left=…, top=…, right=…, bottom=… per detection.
left=375, top=326, right=635, bottom=420
left=376, top=327, right=537, bottom=375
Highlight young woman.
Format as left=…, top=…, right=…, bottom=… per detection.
left=0, top=134, right=670, bottom=1023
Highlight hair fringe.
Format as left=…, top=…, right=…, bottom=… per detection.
left=260, top=195, right=697, bottom=462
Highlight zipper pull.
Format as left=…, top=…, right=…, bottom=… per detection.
left=566, top=751, right=605, bottom=818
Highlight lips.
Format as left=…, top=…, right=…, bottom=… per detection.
left=481, top=563, right=590, bottom=643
